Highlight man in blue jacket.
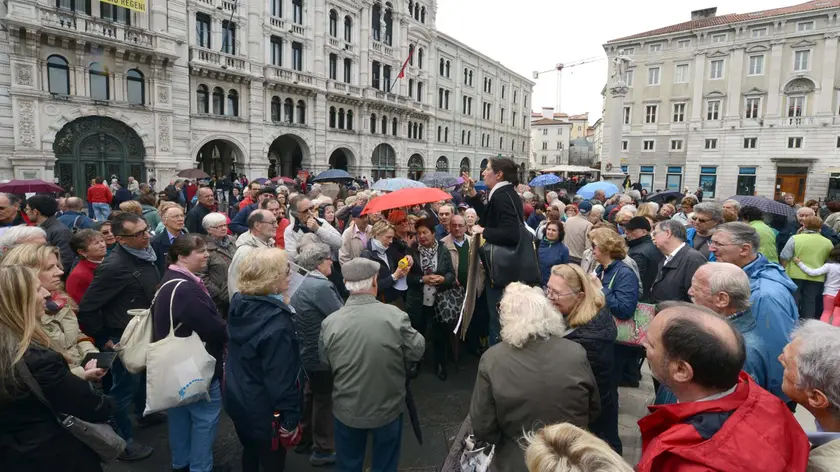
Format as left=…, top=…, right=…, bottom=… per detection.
left=57, top=197, right=95, bottom=232
left=229, top=187, right=276, bottom=235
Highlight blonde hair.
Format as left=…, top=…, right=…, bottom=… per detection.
left=158, top=201, right=181, bottom=218
left=636, top=203, right=657, bottom=220
left=590, top=227, right=627, bottom=260
left=524, top=423, right=633, bottom=472
left=119, top=200, right=142, bottom=215
left=1, top=244, right=77, bottom=311
left=237, top=248, right=289, bottom=296
left=549, top=265, right=606, bottom=327
left=0, top=266, right=52, bottom=399
left=499, top=282, right=566, bottom=349
left=370, top=220, right=396, bottom=239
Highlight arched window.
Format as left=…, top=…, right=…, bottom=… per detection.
left=329, top=10, right=338, bottom=37
left=437, top=126, right=442, bottom=142
left=412, top=122, right=418, bottom=139
left=414, top=3, right=419, bottom=20
left=196, top=85, right=209, bottom=113
left=371, top=3, right=381, bottom=41
left=444, top=127, right=448, bottom=142
left=445, top=60, right=450, bottom=77
left=418, top=48, right=424, bottom=69
left=420, top=6, right=425, bottom=23
left=283, top=98, right=294, bottom=123
left=89, top=62, right=109, bottom=100
left=292, top=0, right=303, bottom=25
left=499, top=136, right=503, bottom=149
left=408, top=0, right=414, bottom=15
left=383, top=4, right=393, bottom=45
left=409, top=44, right=415, bottom=66
left=392, top=117, right=398, bottom=135
left=436, top=156, right=449, bottom=172
left=338, top=108, right=345, bottom=129
left=272, top=97, right=282, bottom=122
left=418, top=123, right=423, bottom=140
left=212, top=87, right=224, bottom=114
left=227, top=89, right=239, bottom=116
left=347, top=109, right=354, bottom=130
left=370, top=113, right=377, bottom=133
left=126, top=69, right=144, bottom=105
left=47, top=55, right=70, bottom=95
left=439, top=58, right=444, bottom=75
left=461, top=129, right=465, bottom=144
left=344, top=16, right=352, bottom=42
left=467, top=131, right=471, bottom=145
left=460, top=157, right=471, bottom=174
left=468, top=70, right=473, bottom=85
left=381, top=115, right=387, bottom=134
left=296, top=100, right=306, bottom=124
left=328, top=106, right=336, bottom=128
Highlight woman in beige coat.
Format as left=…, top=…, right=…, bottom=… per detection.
left=1, top=244, right=100, bottom=380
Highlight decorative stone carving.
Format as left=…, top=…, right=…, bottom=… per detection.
left=784, top=78, right=815, bottom=95
left=158, top=86, right=169, bottom=104
left=159, top=116, right=171, bottom=152
left=18, top=100, right=36, bottom=148
left=53, top=116, right=145, bottom=157
left=16, top=65, right=32, bottom=86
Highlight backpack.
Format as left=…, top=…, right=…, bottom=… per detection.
left=115, top=278, right=186, bottom=374
left=70, top=215, right=82, bottom=234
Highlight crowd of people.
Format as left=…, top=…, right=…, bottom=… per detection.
left=0, top=159, right=839, bottom=472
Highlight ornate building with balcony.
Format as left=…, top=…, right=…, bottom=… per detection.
left=602, top=1, right=840, bottom=202
left=0, top=0, right=533, bottom=193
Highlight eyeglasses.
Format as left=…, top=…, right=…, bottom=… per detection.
left=120, top=227, right=151, bottom=238
left=260, top=219, right=279, bottom=226
left=695, top=218, right=712, bottom=224
left=166, top=214, right=185, bottom=220
left=708, top=240, right=739, bottom=248
left=544, top=286, right=576, bottom=300
left=210, top=224, right=228, bottom=230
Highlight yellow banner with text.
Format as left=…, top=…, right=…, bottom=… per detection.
left=99, top=0, right=146, bottom=13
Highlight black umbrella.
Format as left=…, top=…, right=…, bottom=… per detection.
left=645, top=190, right=684, bottom=205
left=177, top=168, right=210, bottom=179
left=311, top=169, right=354, bottom=182
left=405, top=373, right=423, bottom=444
left=728, top=195, right=797, bottom=219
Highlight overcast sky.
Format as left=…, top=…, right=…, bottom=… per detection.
left=436, top=0, right=799, bottom=121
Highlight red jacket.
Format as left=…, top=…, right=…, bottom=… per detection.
left=239, top=196, right=254, bottom=210
left=275, top=218, right=290, bottom=249
left=637, top=372, right=809, bottom=472
left=86, top=184, right=113, bottom=204
left=66, top=259, right=99, bottom=305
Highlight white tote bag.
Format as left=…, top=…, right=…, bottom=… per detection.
left=144, top=279, right=217, bottom=416
left=116, top=278, right=186, bottom=374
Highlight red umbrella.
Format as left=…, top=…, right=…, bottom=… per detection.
left=361, top=188, right=452, bottom=215
left=270, top=176, right=295, bottom=184
left=0, top=179, right=64, bottom=194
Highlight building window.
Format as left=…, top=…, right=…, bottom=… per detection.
left=744, top=137, right=757, bottom=149
left=56, top=0, right=91, bottom=14
left=678, top=39, right=691, bottom=49
left=270, top=0, right=282, bottom=16
left=329, top=10, right=338, bottom=37
left=417, top=81, right=423, bottom=102
left=704, top=138, right=718, bottom=150
left=710, top=60, right=724, bottom=79
left=222, top=20, right=236, bottom=54
left=647, top=67, right=660, bottom=85
left=270, top=36, right=283, bottom=66
left=751, top=28, right=767, bottom=38
left=674, top=64, right=689, bottom=83
left=89, top=62, right=109, bottom=100
left=196, top=85, right=209, bottom=113
left=343, top=58, right=352, bottom=83
left=621, top=47, right=635, bottom=55
left=626, top=70, right=634, bottom=87
left=371, top=61, right=380, bottom=89
left=292, top=0, right=303, bottom=24
left=649, top=43, right=662, bottom=53
left=101, top=3, right=130, bottom=24
left=556, top=141, right=563, bottom=150
left=748, top=55, right=764, bottom=75
left=666, top=166, right=683, bottom=191
left=383, top=65, right=392, bottom=91
left=126, top=69, right=144, bottom=105
left=212, top=87, right=224, bottom=114
left=344, top=16, right=352, bottom=42
left=639, top=166, right=655, bottom=192
left=196, top=13, right=211, bottom=48
left=670, top=139, right=683, bottom=151
left=794, top=50, right=810, bottom=71
left=418, top=48, right=424, bottom=69
left=621, top=140, right=628, bottom=151
left=296, top=100, right=306, bottom=124
left=501, top=85, right=505, bottom=99
left=499, top=137, right=503, bottom=149
left=645, top=105, right=657, bottom=123
left=47, top=55, right=70, bottom=95
left=788, top=96, right=805, bottom=119
left=699, top=167, right=717, bottom=199
left=673, top=103, right=685, bottom=122
left=711, top=33, right=727, bottom=43
left=392, top=118, right=398, bottom=136
left=541, top=142, right=547, bottom=150
left=707, top=100, right=721, bottom=120
left=737, top=167, right=757, bottom=195
left=541, top=156, right=547, bottom=165
left=623, top=106, right=631, bottom=124
left=745, top=98, right=761, bottom=119
left=329, top=54, right=337, bottom=80
left=283, top=98, right=293, bottom=122
left=500, top=107, right=505, bottom=124
left=797, top=21, right=815, bottom=32
left=370, top=114, right=377, bottom=134
left=347, top=110, right=354, bottom=130
left=542, top=128, right=547, bottom=136
left=642, top=140, right=655, bottom=151
left=277, top=98, right=286, bottom=123
left=227, top=90, right=239, bottom=117
left=337, top=108, right=345, bottom=128
left=381, top=115, right=387, bottom=134
left=837, top=136, right=840, bottom=148
left=788, top=137, right=803, bottom=148
left=291, top=42, right=303, bottom=71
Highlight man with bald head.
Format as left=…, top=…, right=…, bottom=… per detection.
left=637, top=302, right=809, bottom=472
left=57, top=196, right=94, bottom=231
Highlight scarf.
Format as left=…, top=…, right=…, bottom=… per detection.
left=419, top=243, right=439, bottom=306
left=121, top=244, right=157, bottom=262
left=214, top=236, right=231, bottom=249
left=371, top=238, right=390, bottom=269
left=168, top=264, right=211, bottom=297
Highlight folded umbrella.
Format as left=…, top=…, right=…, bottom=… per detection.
left=576, top=181, right=620, bottom=200
left=0, top=179, right=65, bottom=194
left=727, top=195, right=797, bottom=219
left=528, top=174, right=561, bottom=187
left=371, top=178, right=427, bottom=192
left=361, top=188, right=452, bottom=215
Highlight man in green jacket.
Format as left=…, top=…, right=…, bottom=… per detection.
left=319, top=258, right=425, bottom=472
left=740, top=206, right=779, bottom=263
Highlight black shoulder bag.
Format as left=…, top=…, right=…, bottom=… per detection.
left=478, top=192, right=541, bottom=288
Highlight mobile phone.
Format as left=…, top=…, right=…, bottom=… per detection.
left=81, top=352, right=118, bottom=370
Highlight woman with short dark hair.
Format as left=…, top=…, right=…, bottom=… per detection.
left=538, top=221, right=569, bottom=286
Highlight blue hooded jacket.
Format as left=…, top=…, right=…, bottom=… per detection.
left=596, top=260, right=640, bottom=320
left=538, top=238, right=570, bottom=286
left=224, top=293, right=303, bottom=439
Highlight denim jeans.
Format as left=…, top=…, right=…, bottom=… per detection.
left=167, top=380, right=222, bottom=471
left=92, top=202, right=111, bottom=221
left=106, top=341, right=142, bottom=443
left=334, top=415, right=402, bottom=472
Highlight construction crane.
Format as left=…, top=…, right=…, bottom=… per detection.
left=533, top=56, right=605, bottom=114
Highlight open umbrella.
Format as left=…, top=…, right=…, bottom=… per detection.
left=177, top=168, right=210, bottom=179
left=645, top=190, right=684, bottom=205
left=474, top=181, right=488, bottom=191
left=254, top=178, right=270, bottom=185
left=0, top=179, right=65, bottom=194
left=361, top=187, right=452, bottom=215
left=420, top=172, right=459, bottom=188
left=311, top=169, right=354, bottom=182
left=371, top=178, right=427, bottom=192
left=270, top=176, right=295, bottom=184
left=576, top=181, right=620, bottom=200
left=727, top=195, right=797, bottom=219
left=528, top=174, right=561, bottom=187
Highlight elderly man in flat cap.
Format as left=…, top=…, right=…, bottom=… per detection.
left=319, top=258, right=425, bottom=472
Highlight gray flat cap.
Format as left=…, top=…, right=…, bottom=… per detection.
left=342, top=258, right=380, bottom=282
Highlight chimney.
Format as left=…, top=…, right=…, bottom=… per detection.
left=691, top=7, right=717, bottom=21
left=542, top=107, right=554, bottom=120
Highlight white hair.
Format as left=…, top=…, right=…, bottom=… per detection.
left=464, top=208, right=477, bottom=217
left=619, top=194, right=633, bottom=204
left=201, top=212, right=228, bottom=229
left=345, top=275, right=376, bottom=293
left=627, top=190, right=641, bottom=202
left=703, top=263, right=752, bottom=312
left=546, top=191, right=558, bottom=202
left=297, top=243, right=332, bottom=272
left=647, top=202, right=660, bottom=214
left=616, top=205, right=637, bottom=218
left=723, top=199, right=741, bottom=212
left=550, top=200, right=566, bottom=213
left=590, top=204, right=605, bottom=216
left=790, top=320, right=840, bottom=417
left=499, top=283, right=566, bottom=349
left=0, top=226, right=47, bottom=253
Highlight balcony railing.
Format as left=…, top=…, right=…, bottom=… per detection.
left=291, top=24, right=304, bottom=35
left=370, top=40, right=393, bottom=57
left=41, top=8, right=153, bottom=48
left=777, top=116, right=815, bottom=127
left=269, top=16, right=286, bottom=29
left=222, top=0, right=237, bottom=12
left=190, top=47, right=249, bottom=73
left=265, top=66, right=316, bottom=86
left=329, top=37, right=340, bottom=48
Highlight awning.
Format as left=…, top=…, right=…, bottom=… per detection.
left=539, top=165, right=600, bottom=173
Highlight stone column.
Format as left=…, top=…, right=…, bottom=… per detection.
left=360, top=4, right=370, bottom=88
left=690, top=52, right=706, bottom=123
left=602, top=84, right=628, bottom=186
left=765, top=41, right=785, bottom=119
left=725, top=47, right=744, bottom=120
left=817, top=33, right=839, bottom=116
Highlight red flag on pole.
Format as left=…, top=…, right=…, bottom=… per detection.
left=397, top=43, right=415, bottom=79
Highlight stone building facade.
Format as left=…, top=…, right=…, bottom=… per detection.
left=0, top=0, right=533, bottom=195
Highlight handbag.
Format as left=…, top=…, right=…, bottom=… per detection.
left=435, top=285, right=465, bottom=324
left=607, top=273, right=656, bottom=346
left=15, top=361, right=126, bottom=463
left=143, top=279, right=217, bottom=415
left=459, top=434, right=495, bottom=472
left=478, top=193, right=541, bottom=287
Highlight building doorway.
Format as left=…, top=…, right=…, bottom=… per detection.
left=196, top=140, right=239, bottom=178
left=408, top=154, right=424, bottom=181
left=268, top=134, right=308, bottom=178
left=774, top=166, right=808, bottom=203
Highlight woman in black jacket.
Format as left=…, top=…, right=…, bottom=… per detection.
left=0, top=265, right=114, bottom=472
left=545, top=263, right=621, bottom=455
left=359, top=220, right=411, bottom=308
left=406, top=217, right=456, bottom=380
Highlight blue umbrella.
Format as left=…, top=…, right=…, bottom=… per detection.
left=576, top=181, right=620, bottom=199
left=475, top=181, right=488, bottom=191
left=371, top=178, right=427, bottom=192
left=529, top=174, right=561, bottom=187
left=311, top=169, right=354, bottom=182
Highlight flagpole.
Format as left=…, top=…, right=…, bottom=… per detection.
left=388, top=36, right=415, bottom=94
